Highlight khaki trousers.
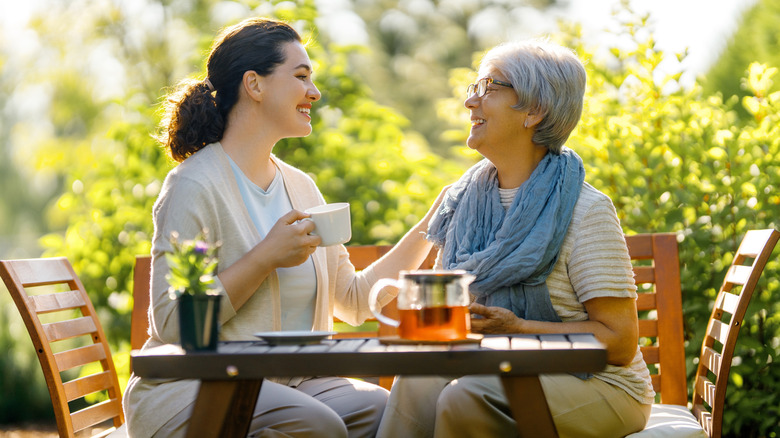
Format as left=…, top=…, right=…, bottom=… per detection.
left=377, top=374, right=651, bottom=438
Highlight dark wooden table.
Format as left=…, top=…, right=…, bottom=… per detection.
left=132, top=334, right=605, bottom=438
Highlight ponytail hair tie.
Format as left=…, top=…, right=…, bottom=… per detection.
left=204, top=78, right=215, bottom=92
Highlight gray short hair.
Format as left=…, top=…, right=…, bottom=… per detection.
left=480, top=38, right=586, bottom=154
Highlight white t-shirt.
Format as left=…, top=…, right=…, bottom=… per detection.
left=228, top=157, right=316, bottom=330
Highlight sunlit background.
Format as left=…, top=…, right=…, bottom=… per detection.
left=1, top=0, right=778, bottom=436
left=0, top=0, right=758, bottom=255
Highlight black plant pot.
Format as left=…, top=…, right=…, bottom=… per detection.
left=178, top=294, right=221, bottom=352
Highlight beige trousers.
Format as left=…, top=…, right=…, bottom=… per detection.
left=377, top=374, right=651, bottom=438
left=155, top=377, right=388, bottom=438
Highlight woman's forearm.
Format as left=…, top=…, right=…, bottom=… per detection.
left=515, top=318, right=637, bottom=366
left=470, top=298, right=638, bottom=367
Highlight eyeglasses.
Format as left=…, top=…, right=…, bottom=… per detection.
left=466, top=77, right=513, bottom=98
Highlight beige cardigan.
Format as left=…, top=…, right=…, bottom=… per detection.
left=123, top=143, right=391, bottom=437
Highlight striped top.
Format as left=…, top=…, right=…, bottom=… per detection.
left=493, top=182, right=655, bottom=404
left=498, top=187, right=519, bottom=208
left=546, top=182, right=655, bottom=404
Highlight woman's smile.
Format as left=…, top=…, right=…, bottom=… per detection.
left=297, top=104, right=312, bottom=121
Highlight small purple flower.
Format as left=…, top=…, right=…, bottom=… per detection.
left=194, top=241, right=210, bottom=255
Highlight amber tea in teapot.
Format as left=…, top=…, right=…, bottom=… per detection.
left=397, top=305, right=469, bottom=341
left=369, top=270, right=474, bottom=341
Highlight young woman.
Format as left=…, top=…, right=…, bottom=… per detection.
left=123, top=18, right=442, bottom=438
left=377, top=39, right=655, bottom=438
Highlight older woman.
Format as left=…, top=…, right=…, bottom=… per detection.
left=376, top=39, right=654, bottom=438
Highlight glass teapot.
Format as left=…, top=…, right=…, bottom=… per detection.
left=368, top=270, right=474, bottom=341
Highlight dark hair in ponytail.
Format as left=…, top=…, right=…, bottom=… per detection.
left=158, top=18, right=302, bottom=162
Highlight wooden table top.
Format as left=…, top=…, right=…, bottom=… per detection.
left=132, top=333, right=606, bottom=380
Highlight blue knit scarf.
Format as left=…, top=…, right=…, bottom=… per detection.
left=427, top=147, right=585, bottom=321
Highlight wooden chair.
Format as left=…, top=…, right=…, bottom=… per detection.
left=0, top=257, right=127, bottom=438
left=626, top=233, right=688, bottom=405
left=628, top=229, right=779, bottom=438
left=130, top=255, right=151, bottom=353
left=690, top=229, right=779, bottom=436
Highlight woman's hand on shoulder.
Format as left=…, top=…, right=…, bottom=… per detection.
left=469, top=303, right=523, bottom=334
left=419, top=184, right=452, bottom=230
left=261, top=210, right=320, bottom=268
left=430, top=184, right=451, bottom=214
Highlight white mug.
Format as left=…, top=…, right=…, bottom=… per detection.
left=304, top=203, right=352, bottom=247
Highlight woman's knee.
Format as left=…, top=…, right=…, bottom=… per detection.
left=301, top=402, right=349, bottom=438
left=355, top=385, right=389, bottom=420
left=323, top=379, right=388, bottom=436
left=253, top=402, right=347, bottom=438
left=250, top=381, right=348, bottom=438
left=437, top=380, right=476, bottom=419
left=434, top=377, right=515, bottom=437
left=437, top=376, right=503, bottom=417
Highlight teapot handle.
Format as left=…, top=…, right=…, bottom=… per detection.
left=368, top=278, right=401, bottom=327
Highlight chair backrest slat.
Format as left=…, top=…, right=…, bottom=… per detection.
left=70, top=399, right=123, bottom=433
left=715, top=292, right=739, bottom=315
left=63, top=371, right=116, bottom=402
left=43, top=316, right=98, bottom=342
left=691, top=228, right=779, bottom=438
left=9, top=258, right=75, bottom=285
left=1, top=257, right=125, bottom=437
left=694, top=376, right=717, bottom=410
left=637, top=319, right=657, bottom=337
left=626, top=235, right=654, bottom=258
left=724, top=265, right=752, bottom=286
left=30, top=289, right=86, bottom=313
left=705, top=319, right=729, bottom=345
left=632, top=266, right=655, bottom=284
left=698, top=346, right=721, bottom=375
left=55, top=343, right=108, bottom=371
left=635, top=292, right=656, bottom=311
left=737, top=232, right=773, bottom=256
left=692, top=405, right=713, bottom=437
left=640, top=346, right=659, bottom=364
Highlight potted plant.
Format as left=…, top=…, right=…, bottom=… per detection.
left=166, top=230, right=222, bottom=352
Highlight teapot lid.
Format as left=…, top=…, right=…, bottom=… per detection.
left=400, top=269, right=473, bottom=283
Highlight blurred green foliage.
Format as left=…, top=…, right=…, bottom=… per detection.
left=0, top=1, right=779, bottom=436
left=702, top=0, right=780, bottom=122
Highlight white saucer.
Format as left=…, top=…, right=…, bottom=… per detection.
left=253, top=330, right=337, bottom=346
